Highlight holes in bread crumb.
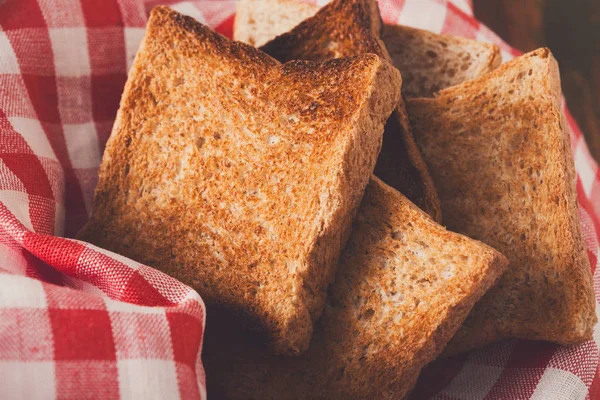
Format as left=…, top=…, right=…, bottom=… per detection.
left=426, top=50, right=437, bottom=59
left=447, top=68, right=456, bottom=78
left=520, top=233, right=527, bottom=241
left=517, top=71, right=525, bottom=81
left=267, top=135, right=280, bottom=145
left=528, top=69, right=533, bottom=76
left=213, top=133, right=221, bottom=140
left=391, top=230, right=404, bottom=241
left=362, top=308, right=375, bottom=320
left=195, top=136, right=206, bottom=150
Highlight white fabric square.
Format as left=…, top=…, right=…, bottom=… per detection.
left=38, top=0, right=85, bottom=27
left=441, top=363, right=504, bottom=399
left=0, top=32, right=20, bottom=74
left=105, top=298, right=166, bottom=314
left=117, top=359, right=179, bottom=400
left=398, top=0, right=447, bottom=32
left=82, top=244, right=143, bottom=271
left=449, top=0, right=474, bottom=16
left=530, top=368, right=588, bottom=399
left=575, top=140, right=597, bottom=197
left=0, top=361, right=55, bottom=399
left=0, top=274, right=47, bottom=308
left=0, top=243, right=29, bottom=275
left=8, top=117, right=57, bottom=161
left=49, top=28, right=91, bottom=77
left=0, top=190, right=34, bottom=233
left=594, top=301, right=600, bottom=347
left=170, top=2, right=207, bottom=24
left=63, top=123, right=101, bottom=169
left=124, top=28, right=145, bottom=72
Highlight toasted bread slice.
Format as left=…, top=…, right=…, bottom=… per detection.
left=409, top=48, right=596, bottom=354
left=234, top=0, right=501, bottom=98
left=256, top=0, right=442, bottom=222
left=78, top=6, right=401, bottom=355
left=382, top=24, right=501, bottom=98
left=203, top=178, right=509, bottom=399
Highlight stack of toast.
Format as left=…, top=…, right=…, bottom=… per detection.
left=79, top=1, right=597, bottom=398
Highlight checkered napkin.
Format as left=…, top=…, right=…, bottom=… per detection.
left=0, top=0, right=598, bottom=399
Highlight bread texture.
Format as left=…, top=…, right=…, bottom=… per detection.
left=234, top=0, right=501, bottom=98
left=256, top=0, right=442, bottom=222
left=382, top=24, right=501, bottom=98
left=234, top=0, right=320, bottom=48
left=78, top=6, right=401, bottom=355
left=203, top=177, right=509, bottom=399
left=409, top=48, right=597, bottom=354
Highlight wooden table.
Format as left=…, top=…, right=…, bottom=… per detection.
left=474, top=0, right=600, bottom=161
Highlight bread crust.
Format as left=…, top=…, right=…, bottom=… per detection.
left=78, top=6, right=401, bottom=355
left=203, top=178, right=509, bottom=399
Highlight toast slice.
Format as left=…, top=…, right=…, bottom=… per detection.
left=409, top=48, right=597, bottom=354
left=234, top=0, right=501, bottom=98
left=258, top=0, right=443, bottom=222
left=382, top=24, right=501, bottom=98
left=203, top=178, right=509, bottom=399
left=78, top=6, right=401, bottom=355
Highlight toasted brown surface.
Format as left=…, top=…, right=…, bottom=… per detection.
left=203, top=178, right=508, bottom=399
left=256, top=0, right=442, bottom=222
left=78, top=6, right=401, bottom=355
left=235, top=0, right=501, bottom=99
left=409, top=48, right=597, bottom=354
left=382, top=24, right=501, bottom=98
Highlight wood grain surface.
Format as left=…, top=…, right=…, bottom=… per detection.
left=474, top=0, right=600, bottom=161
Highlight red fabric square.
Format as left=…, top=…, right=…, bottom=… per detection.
left=21, top=75, right=60, bottom=124
left=121, top=271, right=176, bottom=306
left=81, top=0, right=124, bottom=28
left=0, top=0, right=46, bottom=31
left=49, top=308, right=116, bottom=360
left=0, top=309, right=53, bottom=361
left=55, top=360, right=119, bottom=399
left=91, top=73, right=126, bottom=122
left=111, top=312, right=173, bottom=359
left=166, top=311, right=204, bottom=366
left=87, top=28, right=127, bottom=75
left=215, top=15, right=235, bottom=39
left=27, top=195, right=56, bottom=234
left=0, top=153, right=54, bottom=199
left=56, top=76, right=93, bottom=125
left=6, top=29, right=55, bottom=76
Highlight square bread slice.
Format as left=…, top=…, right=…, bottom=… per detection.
left=203, top=178, right=509, bottom=399
left=234, top=0, right=501, bottom=98
left=78, top=6, right=401, bottom=355
left=409, top=48, right=597, bottom=354
left=258, top=0, right=443, bottom=223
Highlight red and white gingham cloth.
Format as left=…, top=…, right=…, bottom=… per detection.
left=0, top=0, right=598, bottom=399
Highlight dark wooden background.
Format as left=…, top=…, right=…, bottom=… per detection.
left=473, top=0, right=600, bottom=161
